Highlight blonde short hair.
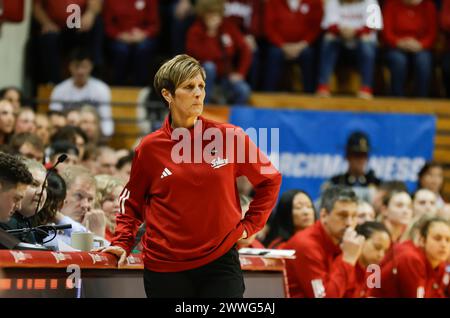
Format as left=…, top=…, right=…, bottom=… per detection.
left=95, top=174, right=124, bottom=207
left=153, top=54, right=205, bottom=107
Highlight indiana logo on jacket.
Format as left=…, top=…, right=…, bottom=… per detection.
left=211, top=157, right=229, bottom=169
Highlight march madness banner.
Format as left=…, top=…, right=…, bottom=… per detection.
left=230, top=107, right=436, bottom=200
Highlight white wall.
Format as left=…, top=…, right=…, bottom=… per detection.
left=0, top=0, right=32, bottom=89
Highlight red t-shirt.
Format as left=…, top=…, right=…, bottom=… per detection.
left=283, top=221, right=356, bottom=298
left=264, top=0, right=323, bottom=47
left=224, top=0, right=265, bottom=37
left=103, top=0, right=159, bottom=39
left=186, top=18, right=253, bottom=77
left=34, top=0, right=87, bottom=28
left=0, top=0, right=25, bottom=22
left=382, top=0, right=437, bottom=49
left=111, top=115, right=281, bottom=272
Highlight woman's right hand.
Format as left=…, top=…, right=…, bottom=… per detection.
left=93, top=245, right=128, bottom=267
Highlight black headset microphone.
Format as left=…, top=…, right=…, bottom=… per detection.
left=34, top=154, right=68, bottom=216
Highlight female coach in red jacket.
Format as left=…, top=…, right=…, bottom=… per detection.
left=96, top=54, right=282, bottom=298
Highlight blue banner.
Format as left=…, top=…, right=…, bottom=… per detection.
left=230, top=107, right=436, bottom=200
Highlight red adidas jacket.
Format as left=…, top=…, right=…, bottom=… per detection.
left=264, top=0, right=323, bottom=47
left=112, top=115, right=282, bottom=272
left=343, top=263, right=371, bottom=298
left=103, top=0, right=159, bottom=39
left=382, top=0, right=437, bottom=50
left=186, top=18, right=253, bottom=77
left=283, top=221, right=356, bottom=298
left=370, top=240, right=449, bottom=298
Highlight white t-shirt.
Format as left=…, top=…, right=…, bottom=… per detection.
left=49, top=77, right=114, bottom=137
left=321, top=0, right=382, bottom=43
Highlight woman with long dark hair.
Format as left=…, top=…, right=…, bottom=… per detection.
left=417, top=161, right=445, bottom=209
left=264, top=189, right=315, bottom=249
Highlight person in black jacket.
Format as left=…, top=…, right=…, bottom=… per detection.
left=328, top=131, right=380, bottom=202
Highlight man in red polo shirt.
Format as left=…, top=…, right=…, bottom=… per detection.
left=284, top=185, right=365, bottom=298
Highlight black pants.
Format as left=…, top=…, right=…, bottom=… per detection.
left=143, top=247, right=245, bottom=298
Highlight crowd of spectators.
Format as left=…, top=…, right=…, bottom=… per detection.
left=0, top=91, right=134, bottom=251
left=26, top=0, right=450, bottom=103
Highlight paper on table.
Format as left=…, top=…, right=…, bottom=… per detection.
left=238, top=248, right=296, bottom=259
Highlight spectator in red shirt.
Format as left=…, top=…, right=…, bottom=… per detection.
left=0, top=0, right=25, bottom=23
left=346, top=221, right=391, bottom=297
left=103, top=0, right=159, bottom=86
left=263, top=189, right=316, bottom=249
left=441, top=0, right=450, bottom=97
left=284, top=185, right=365, bottom=297
left=371, top=217, right=450, bottom=297
left=382, top=0, right=438, bottom=97
left=33, top=0, right=103, bottom=84
left=317, top=0, right=381, bottom=99
left=263, top=0, right=323, bottom=92
left=186, top=0, right=252, bottom=104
